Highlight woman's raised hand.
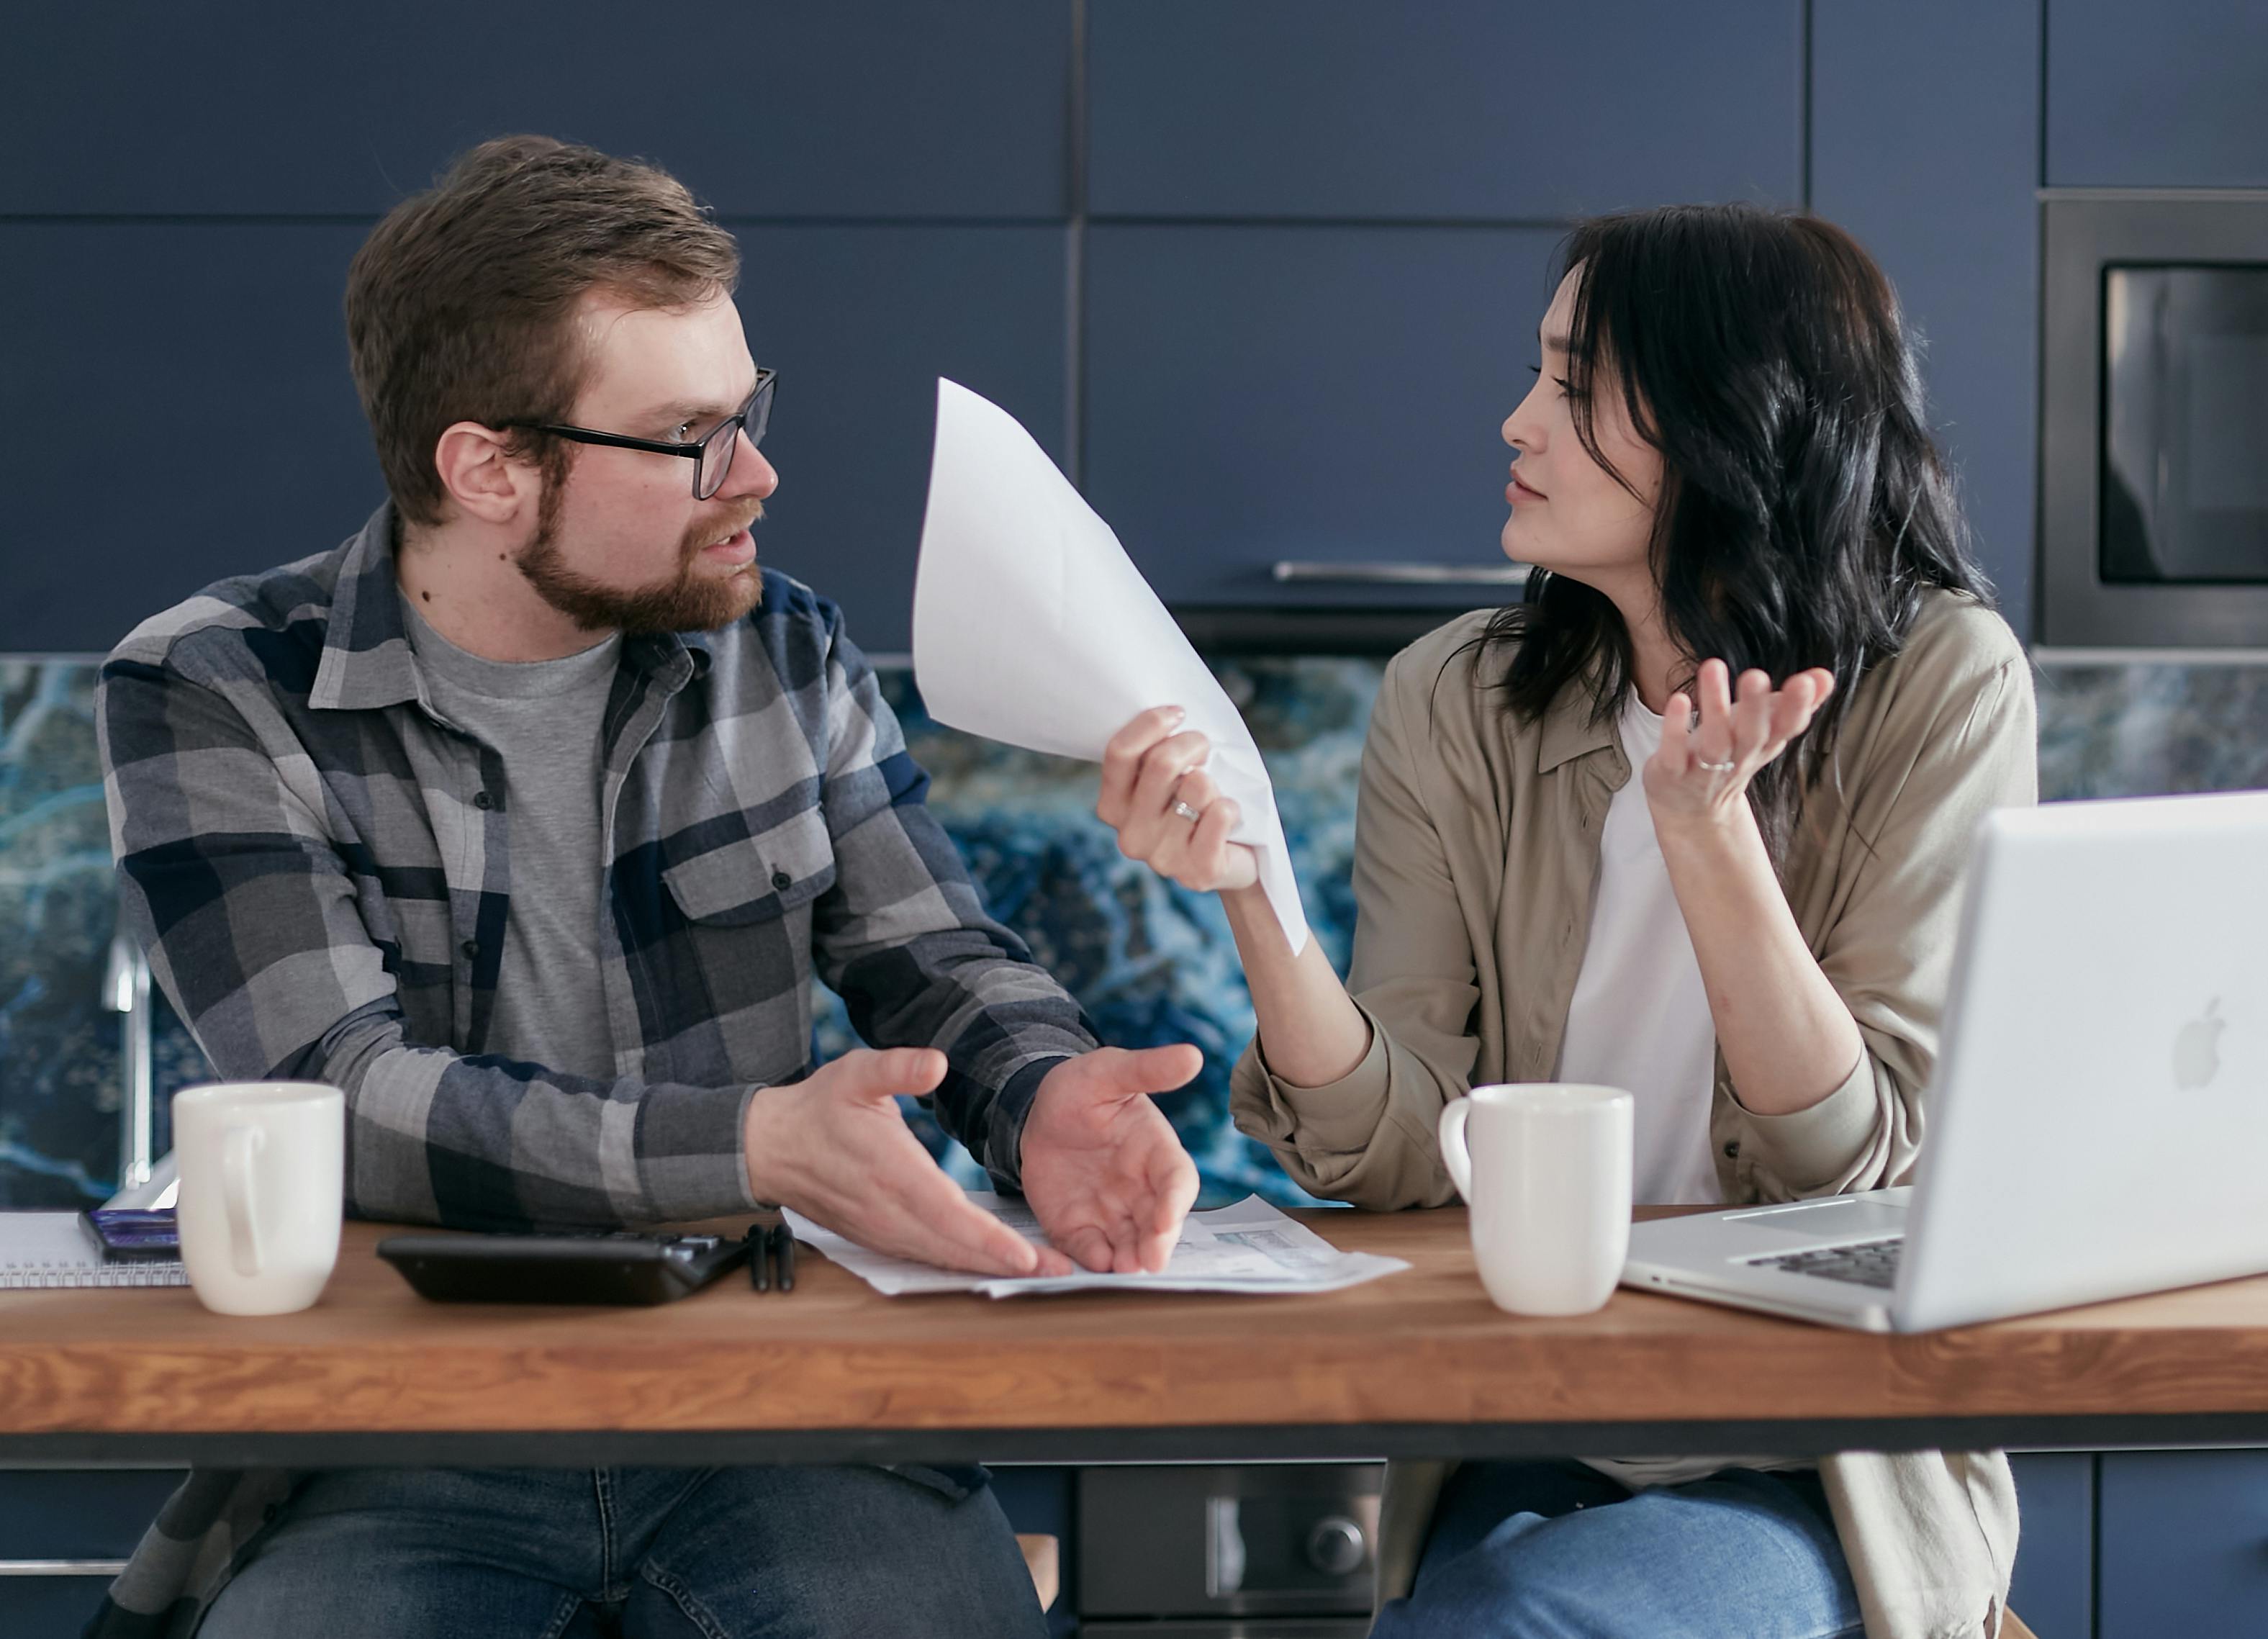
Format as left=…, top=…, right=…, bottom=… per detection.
left=1098, top=707, right=1262, bottom=893
left=1645, top=658, right=1836, bottom=828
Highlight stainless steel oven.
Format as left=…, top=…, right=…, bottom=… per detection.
left=2041, top=191, right=2268, bottom=648
left=1076, top=1463, right=1381, bottom=1636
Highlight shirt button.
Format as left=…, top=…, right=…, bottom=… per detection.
left=473, top=790, right=494, bottom=811
left=1723, top=1141, right=1740, bottom=1158
left=771, top=869, right=794, bottom=891
left=461, top=939, right=480, bottom=961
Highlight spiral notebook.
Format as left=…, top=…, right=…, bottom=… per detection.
left=0, top=1212, right=189, bottom=1288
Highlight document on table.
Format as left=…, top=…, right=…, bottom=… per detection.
left=782, top=1194, right=1408, bottom=1299
left=909, top=378, right=1311, bottom=955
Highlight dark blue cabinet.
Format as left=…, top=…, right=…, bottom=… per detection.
left=2005, top=1453, right=2092, bottom=1638
left=1810, top=0, right=2042, bottom=633
left=2048, top=0, right=2268, bottom=187
left=0, top=1468, right=187, bottom=1639
left=1083, top=223, right=1560, bottom=612
left=1088, top=0, right=1804, bottom=220
left=0, top=4, right=1070, bottom=219
left=2098, top=1448, right=2268, bottom=1635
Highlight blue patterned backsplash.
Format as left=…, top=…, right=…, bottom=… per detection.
left=4, top=648, right=2264, bottom=1210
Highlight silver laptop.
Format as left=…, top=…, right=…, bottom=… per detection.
left=1622, top=789, right=2268, bottom=1332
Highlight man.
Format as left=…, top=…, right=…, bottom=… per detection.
left=91, top=135, right=1199, bottom=1638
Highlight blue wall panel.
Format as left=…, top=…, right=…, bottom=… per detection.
left=1089, top=0, right=1803, bottom=220
left=2049, top=0, right=2268, bottom=186
left=733, top=225, right=1068, bottom=654
left=0, top=222, right=383, bottom=654
left=0, top=3, right=1070, bottom=219
left=1083, top=224, right=1562, bottom=608
left=1811, top=0, right=2043, bottom=636
left=2098, top=1448, right=2268, bottom=1635
left=0, top=223, right=1061, bottom=656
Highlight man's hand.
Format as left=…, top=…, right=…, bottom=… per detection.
left=744, top=1048, right=1075, bottom=1278
left=1020, top=1045, right=1203, bottom=1273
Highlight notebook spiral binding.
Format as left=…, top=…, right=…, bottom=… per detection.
left=1, top=1262, right=190, bottom=1289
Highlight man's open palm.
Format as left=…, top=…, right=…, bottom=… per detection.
left=1020, top=1046, right=1202, bottom=1273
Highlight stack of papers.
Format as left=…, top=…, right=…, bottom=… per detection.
left=782, top=1194, right=1407, bottom=1299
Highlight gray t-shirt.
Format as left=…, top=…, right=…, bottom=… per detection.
left=401, top=592, right=621, bottom=1080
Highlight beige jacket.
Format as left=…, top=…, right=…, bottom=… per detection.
left=1230, top=592, right=2037, bottom=1639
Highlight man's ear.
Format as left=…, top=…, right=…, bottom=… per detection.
left=431, top=422, right=538, bottom=526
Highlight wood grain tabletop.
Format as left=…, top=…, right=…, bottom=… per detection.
left=4, top=1208, right=2265, bottom=1444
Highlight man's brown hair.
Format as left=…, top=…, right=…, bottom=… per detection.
left=345, top=135, right=741, bottom=528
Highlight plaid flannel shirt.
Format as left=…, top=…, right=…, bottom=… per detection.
left=85, top=502, right=1096, bottom=1636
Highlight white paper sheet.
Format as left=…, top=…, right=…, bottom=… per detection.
left=782, top=1194, right=1406, bottom=1299
left=911, top=378, right=1310, bottom=954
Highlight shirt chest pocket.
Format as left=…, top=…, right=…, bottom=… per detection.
left=661, top=811, right=839, bottom=926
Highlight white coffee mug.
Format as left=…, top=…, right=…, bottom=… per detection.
left=173, top=1082, right=344, bottom=1316
left=1437, top=1082, right=1635, bottom=1316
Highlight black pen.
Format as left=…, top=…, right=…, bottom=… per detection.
left=770, top=1222, right=796, bottom=1292
left=747, top=1223, right=769, bottom=1292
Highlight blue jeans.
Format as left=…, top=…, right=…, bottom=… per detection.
left=195, top=1465, right=1047, bottom=1639
left=1371, top=1461, right=1864, bottom=1639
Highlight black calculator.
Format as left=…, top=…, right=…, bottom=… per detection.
left=376, top=1228, right=753, bottom=1306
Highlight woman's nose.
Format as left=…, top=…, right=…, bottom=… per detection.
left=1502, top=381, right=1549, bottom=454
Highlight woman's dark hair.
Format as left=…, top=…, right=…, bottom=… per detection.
left=1479, top=203, right=1993, bottom=862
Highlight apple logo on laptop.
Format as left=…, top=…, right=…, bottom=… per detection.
left=2172, top=998, right=2224, bottom=1091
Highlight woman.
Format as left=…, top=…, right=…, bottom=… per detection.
left=1097, top=205, right=2034, bottom=1639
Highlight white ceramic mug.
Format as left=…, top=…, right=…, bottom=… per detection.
left=173, top=1082, right=344, bottom=1316
left=1437, top=1083, right=1635, bottom=1316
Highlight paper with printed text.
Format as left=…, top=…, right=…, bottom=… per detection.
left=782, top=1193, right=1406, bottom=1299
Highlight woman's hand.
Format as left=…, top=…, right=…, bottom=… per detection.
left=1645, top=658, right=1836, bottom=831
left=1098, top=707, right=1260, bottom=893
left=1101, top=708, right=1369, bottom=1092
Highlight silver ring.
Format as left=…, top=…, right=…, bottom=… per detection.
left=1697, top=756, right=1738, bottom=775
left=1170, top=800, right=1202, bottom=823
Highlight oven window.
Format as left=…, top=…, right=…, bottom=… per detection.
left=2101, top=265, right=2268, bottom=584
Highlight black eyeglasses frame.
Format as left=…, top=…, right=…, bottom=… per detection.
left=503, top=369, right=777, bottom=500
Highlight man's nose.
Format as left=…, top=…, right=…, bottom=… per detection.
left=720, top=430, right=778, bottom=500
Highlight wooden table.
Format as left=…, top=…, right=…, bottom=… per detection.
left=5, top=1209, right=2267, bottom=1468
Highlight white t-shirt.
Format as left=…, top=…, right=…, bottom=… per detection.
left=1557, top=695, right=1803, bottom=1489
left=1553, top=694, right=1724, bottom=1206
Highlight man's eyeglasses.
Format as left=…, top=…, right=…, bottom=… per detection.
left=505, top=369, right=777, bottom=500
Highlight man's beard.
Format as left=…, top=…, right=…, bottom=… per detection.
left=518, top=486, right=767, bottom=636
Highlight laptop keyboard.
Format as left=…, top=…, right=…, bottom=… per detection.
left=1749, top=1237, right=1904, bottom=1289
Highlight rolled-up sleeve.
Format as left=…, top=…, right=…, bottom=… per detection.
left=1229, top=645, right=1478, bottom=1209
left=1730, top=637, right=2039, bottom=1198
left=805, top=607, right=1097, bottom=1189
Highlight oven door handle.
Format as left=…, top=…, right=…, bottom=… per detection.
left=1270, top=560, right=1530, bottom=587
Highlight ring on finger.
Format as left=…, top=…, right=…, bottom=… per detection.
left=1696, top=754, right=1738, bottom=775
left=1170, top=799, right=1202, bottom=823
